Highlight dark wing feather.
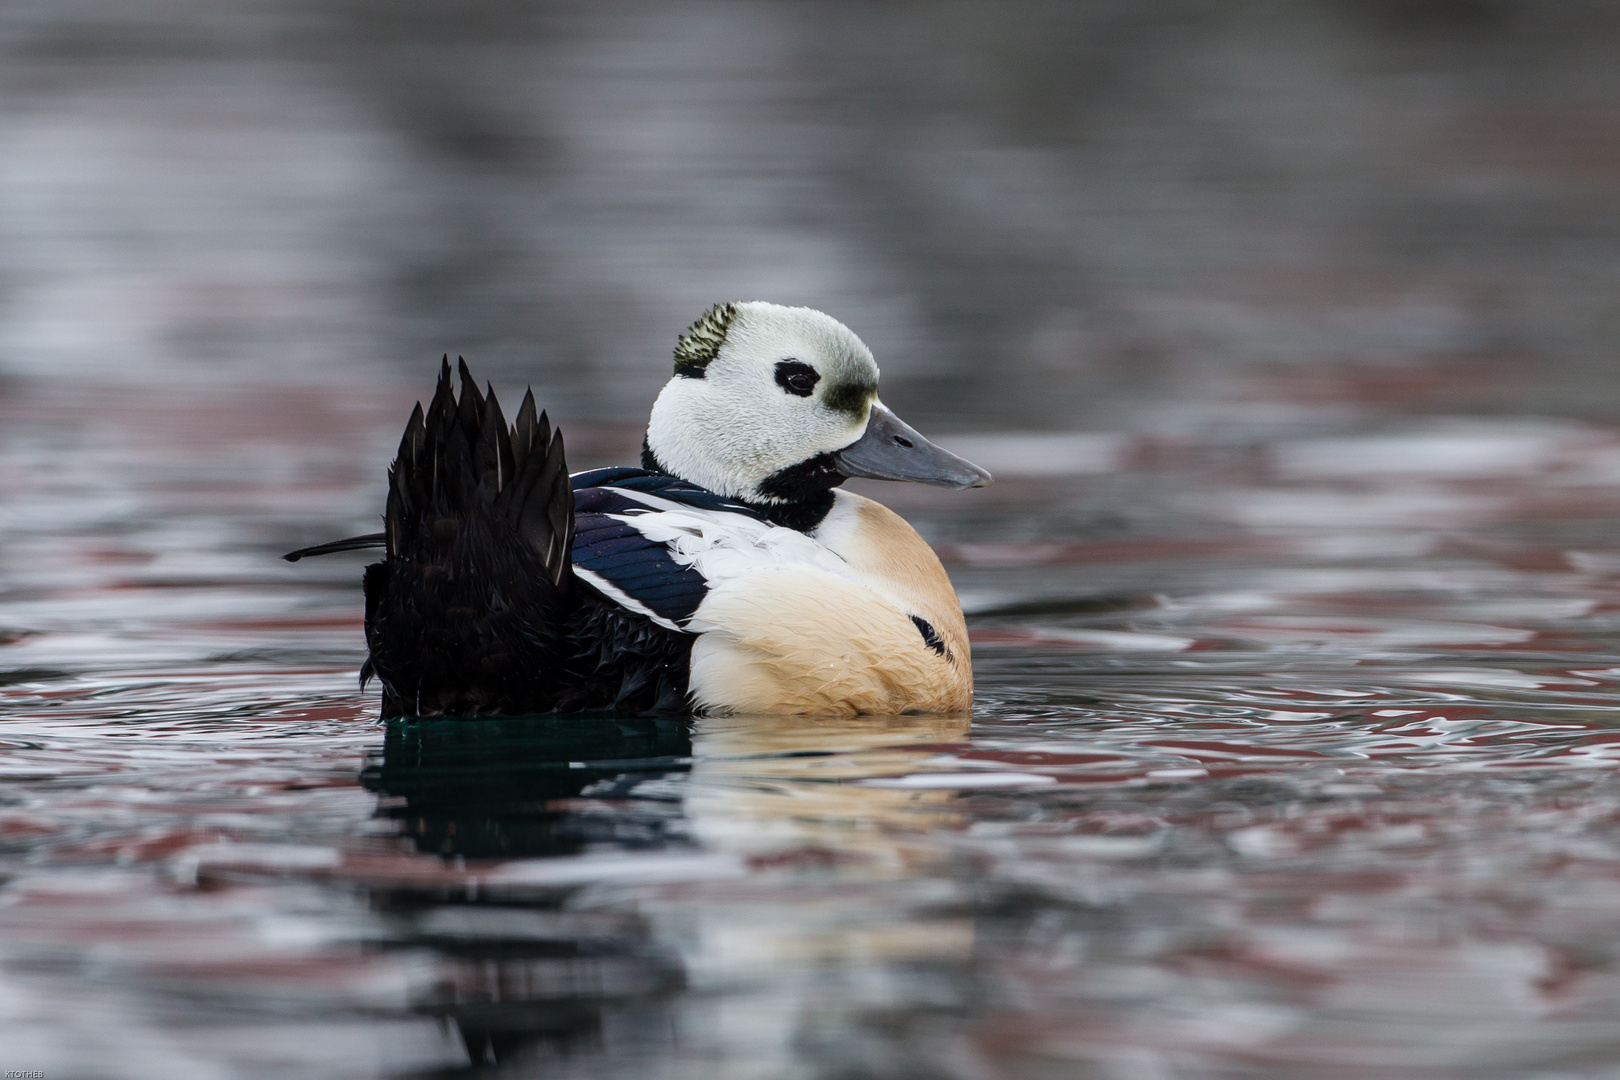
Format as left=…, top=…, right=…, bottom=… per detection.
left=570, top=487, right=710, bottom=627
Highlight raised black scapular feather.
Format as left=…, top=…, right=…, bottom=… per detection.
left=344, top=357, right=693, bottom=718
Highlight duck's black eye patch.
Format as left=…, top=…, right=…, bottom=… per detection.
left=910, top=614, right=947, bottom=657
left=774, top=359, right=820, bottom=397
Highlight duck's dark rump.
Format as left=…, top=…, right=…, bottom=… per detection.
left=334, top=359, right=692, bottom=719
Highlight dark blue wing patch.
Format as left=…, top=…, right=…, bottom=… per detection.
left=571, top=468, right=764, bottom=519
left=571, top=467, right=653, bottom=491
left=571, top=479, right=713, bottom=627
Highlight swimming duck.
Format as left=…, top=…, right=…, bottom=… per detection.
left=287, top=302, right=991, bottom=718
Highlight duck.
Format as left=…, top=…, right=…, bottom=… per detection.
left=286, top=301, right=992, bottom=718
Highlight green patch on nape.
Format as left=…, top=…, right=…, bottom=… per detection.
left=673, top=301, right=738, bottom=378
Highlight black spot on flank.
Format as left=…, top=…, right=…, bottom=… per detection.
left=910, top=615, right=948, bottom=657
left=823, top=376, right=877, bottom=416
left=774, top=359, right=820, bottom=397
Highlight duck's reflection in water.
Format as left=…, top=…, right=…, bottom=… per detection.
left=363, top=714, right=694, bottom=859
left=362, top=715, right=692, bottom=1065
left=362, top=711, right=973, bottom=1071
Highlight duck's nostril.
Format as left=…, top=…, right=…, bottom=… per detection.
left=893, top=436, right=914, bottom=448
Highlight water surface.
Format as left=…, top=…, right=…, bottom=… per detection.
left=6, top=379, right=1620, bottom=1078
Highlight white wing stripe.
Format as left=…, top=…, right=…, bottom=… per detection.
left=573, top=566, right=684, bottom=632
left=579, top=498, right=862, bottom=633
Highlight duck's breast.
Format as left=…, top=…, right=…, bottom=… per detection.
left=685, top=490, right=972, bottom=716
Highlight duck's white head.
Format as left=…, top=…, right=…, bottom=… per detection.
left=643, top=302, right=991, bottom=513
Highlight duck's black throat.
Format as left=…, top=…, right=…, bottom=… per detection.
left=752, top=453, right=842, bottom=530
left=641, top=439, right=841, bottom=532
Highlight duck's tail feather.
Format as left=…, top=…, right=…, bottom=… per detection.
left=364, top=357, right=577, bottom=718
left=282, top=534, right=386, bottom=562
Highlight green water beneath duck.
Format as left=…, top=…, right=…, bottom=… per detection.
left=7, top=2, right=1620, bottom=1077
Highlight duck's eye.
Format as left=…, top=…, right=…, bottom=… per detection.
left=774, top=359, right=820, bottom=398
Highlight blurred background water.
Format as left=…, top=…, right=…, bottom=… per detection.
left=5, top=1, right=1620, bottom=1077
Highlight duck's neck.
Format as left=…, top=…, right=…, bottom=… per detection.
left=641, top=436, right=839, bottom=532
